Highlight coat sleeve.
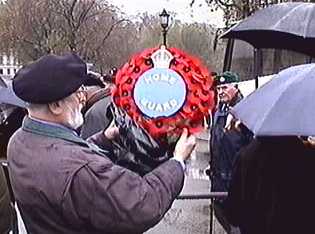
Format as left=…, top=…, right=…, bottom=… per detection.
left=61, top=157, right=184, bottom=233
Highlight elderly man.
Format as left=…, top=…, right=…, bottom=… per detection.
left=209, top=71, right=252, bottom=233
left=8, top=53, right=196, bottom=234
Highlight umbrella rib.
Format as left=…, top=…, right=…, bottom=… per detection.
left=304, top=5, right=315, bottom=39
left=272, top=4, right=304, bottom=32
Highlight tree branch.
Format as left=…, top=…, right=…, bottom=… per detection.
left=96, top=19, right=129, bottom=51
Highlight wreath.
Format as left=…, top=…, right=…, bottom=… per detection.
left=112, top=47, right=215, bottom=142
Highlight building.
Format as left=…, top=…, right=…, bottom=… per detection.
left=0, top=54, right=20, bottom=80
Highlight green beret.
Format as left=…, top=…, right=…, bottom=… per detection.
left=215, top=71, right=240, bottom=85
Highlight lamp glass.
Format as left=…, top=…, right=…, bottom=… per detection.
left=160, top=9, right=169, bottom=29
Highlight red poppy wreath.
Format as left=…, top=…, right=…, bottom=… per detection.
left=112, top=46, right=215, bottom=142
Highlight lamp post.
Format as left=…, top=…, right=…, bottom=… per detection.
left=159, top=9, right=170, bottom=46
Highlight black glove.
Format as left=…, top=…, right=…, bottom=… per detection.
left=109, top=104, right=172, bottom=175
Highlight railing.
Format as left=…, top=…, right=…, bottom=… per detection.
left=176, top=191, right=228, bottom=234
left=177, top=192, right=228, bottom=200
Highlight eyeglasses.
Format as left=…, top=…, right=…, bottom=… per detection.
left=75, top=85, right=87, bottom=103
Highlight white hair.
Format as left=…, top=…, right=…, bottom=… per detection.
left=27, top=103, right=49, bottom=114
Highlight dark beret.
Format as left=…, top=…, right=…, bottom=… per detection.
left=13, top=53, right=90, bottom=104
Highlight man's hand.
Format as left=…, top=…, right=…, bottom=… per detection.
left=173, top=128, right=196, bottom=161
left=104, top=120, right=119, bottom=140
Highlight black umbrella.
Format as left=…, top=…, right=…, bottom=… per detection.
left=221, top=2, right=315, bottom=57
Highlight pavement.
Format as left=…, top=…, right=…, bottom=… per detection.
left=146, top=129, right=227, bottom=234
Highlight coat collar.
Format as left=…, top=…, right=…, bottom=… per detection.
left=22, top=116, right=108, bottom=157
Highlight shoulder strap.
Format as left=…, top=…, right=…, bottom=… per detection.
left=82, top=87, right=111, bottom=114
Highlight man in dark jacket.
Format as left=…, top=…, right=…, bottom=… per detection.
left=209, top=71, right=252, bottom=233
left=225, top=136, right=315, bottom=234
left=0, top=166, right=12, bottom=234
left=0, top=105, right=26, bottom=159
left=8, top=53, right=196, bottom=234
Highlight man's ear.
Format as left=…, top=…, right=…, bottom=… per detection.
left=48, top=101, right=64, bottom=115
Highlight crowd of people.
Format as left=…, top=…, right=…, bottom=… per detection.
left=0, top=52, right=314, bottom=234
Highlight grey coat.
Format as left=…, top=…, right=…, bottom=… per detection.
left=80, top=96, right=112, bottom=139
left=7, top=117, right=184, bottom=234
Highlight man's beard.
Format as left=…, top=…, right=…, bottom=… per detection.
left=65, top=104, right=84, bottom=130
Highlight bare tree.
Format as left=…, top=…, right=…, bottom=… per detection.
left=0, top=1, right=223, bottom=73
left=0, top=0, right=138, bottom=71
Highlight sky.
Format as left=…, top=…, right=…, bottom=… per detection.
left=109, top=0, right=225, bottom=27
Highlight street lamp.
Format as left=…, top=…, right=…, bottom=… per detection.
left=159, top=9, right=170, bottom=46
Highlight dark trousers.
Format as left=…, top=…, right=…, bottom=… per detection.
left=213, top=201, right=240, bottom=234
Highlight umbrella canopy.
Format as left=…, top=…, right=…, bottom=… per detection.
left=221, top=2, right=315, bottom=57
left=0, top=77, right=7, bottom=88
left=231, top=63, right=315, bottom=136
left=0, top=78, right=26, bottom=108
